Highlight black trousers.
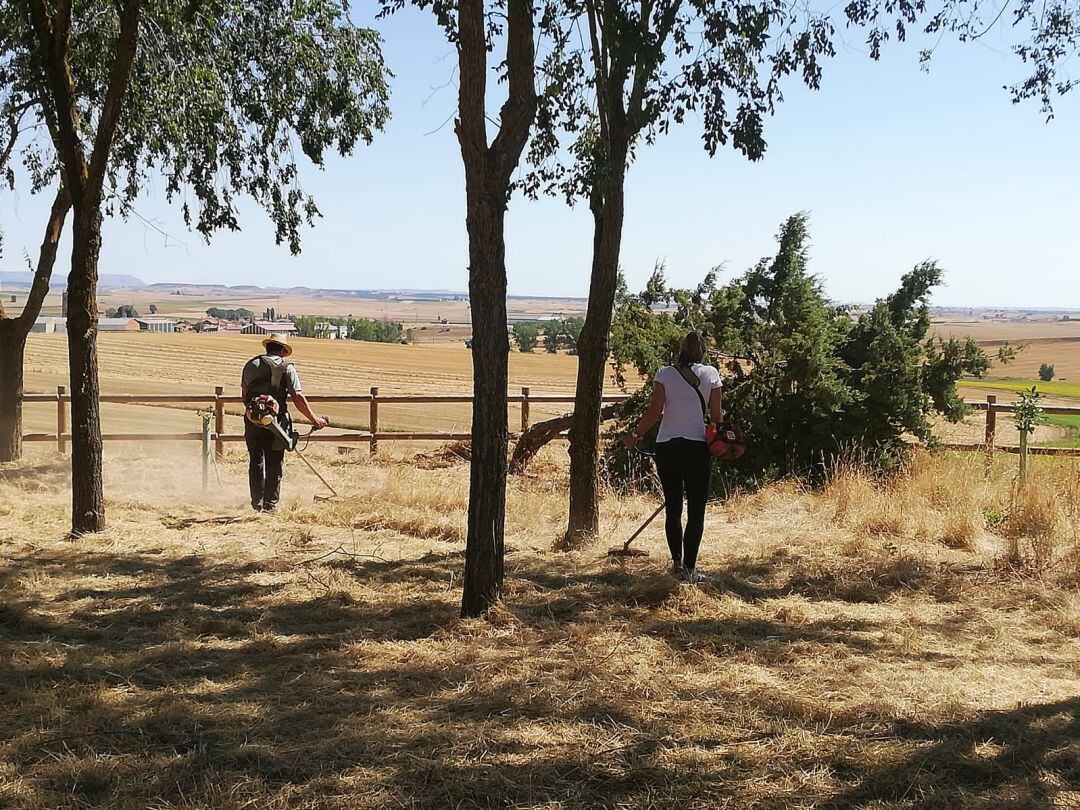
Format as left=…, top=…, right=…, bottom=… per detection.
left=245, top=421, right=285, bottom=510
left=655, top=438, right=711, bottom=569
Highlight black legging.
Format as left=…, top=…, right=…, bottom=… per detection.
left=654, top=438, right=711, bottom=569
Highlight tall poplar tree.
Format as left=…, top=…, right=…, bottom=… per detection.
left=4, top=0, right=389, bottom=533
left=381, top=0, right=552, bottom=616
left=529, top=0, right=835, bottom=545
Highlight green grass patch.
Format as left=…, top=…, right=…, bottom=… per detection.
left=1045, top=413, right=1080, bottom=430
left=1042, top=413, right=1080, bottom=448
left=961, top=378, right=1080, bottom=400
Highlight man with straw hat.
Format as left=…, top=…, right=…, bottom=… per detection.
left=241, top=333, right=328, bottom=512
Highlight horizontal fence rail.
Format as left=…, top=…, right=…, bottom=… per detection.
left=19, top=390, right=1080, bottom=460
left=21, top=386, right=631, bottom=458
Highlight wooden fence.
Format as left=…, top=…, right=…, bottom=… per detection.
left=21, top=386, right=629, bottom=458
left=21, top=390, right=1080, bottom=460
left=936, top=394, right=1080, bottom=458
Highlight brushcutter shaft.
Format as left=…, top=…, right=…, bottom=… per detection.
left=294, top=449, right=339, bottom=499
left=623, top=503, right=666, bottom=551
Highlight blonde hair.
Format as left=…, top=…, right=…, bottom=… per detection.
left=677, top=331, right=707, bottom=366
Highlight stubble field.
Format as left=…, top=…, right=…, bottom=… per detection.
left=20, top=314, right=1080, bottom=451
left=20, top=332, right=588, bottom=441
left=28, top=286, right=589, bottom=326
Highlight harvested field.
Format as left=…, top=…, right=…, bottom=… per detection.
left=20, top=332, right=598, bottom=439
left=18, top=330, right=1080, bottom=453
left=1, top=445, right=1078, bottom=808
left=30, top=287, right=590, bottom=326
left=958, top=342, right=1080, bottom=386
left=932, top=318, right=1080, bottom=344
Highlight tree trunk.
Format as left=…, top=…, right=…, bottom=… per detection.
left=1019, top=430, right=1029, bottom=488
left=564, top=175, right=626, bottom=547
left=0, top=186, right=70, bottom=463
left=0, top=323, right=26, bottom=462
left=67, top=206, right=105, bottom=535
left=454, top=0, right=536, bottom=618
left=460, top=193, right=510, bottom=617
left=24, top=0, right=141, bottom=536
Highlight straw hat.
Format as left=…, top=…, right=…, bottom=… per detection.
left=261, top=333, right=294, bottom=357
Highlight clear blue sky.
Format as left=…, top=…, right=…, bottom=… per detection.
left=1, top=7, right=1077, bottom=307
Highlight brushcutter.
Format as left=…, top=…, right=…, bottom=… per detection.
left=293, top=440, right=340, bottom=503
left=608, top=502, right=664, bottom=558
left=608, top=448, right=661, bottom=559
left=261, top=416, right=340, bottom=502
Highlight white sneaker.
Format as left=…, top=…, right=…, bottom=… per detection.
left=671, top=560, right=684, bottom=579
left=685, top=568, right=709, bottom=585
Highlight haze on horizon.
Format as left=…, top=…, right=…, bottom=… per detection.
left=0, top=7, right=1076, bottom=309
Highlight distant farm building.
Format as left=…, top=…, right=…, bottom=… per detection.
left=98, top=318, right=140, bottom=332
left=314, top=322, right=346, bottom=340
left=31, top=317, right=67, bottom=334
left=241, top=321, right=299, bottom=336
left=135, top=318, right=178, bottom=333
left=195, top=317, right=246, bottom=333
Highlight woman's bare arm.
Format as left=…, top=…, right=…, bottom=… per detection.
left=709, top=386, right=723, bottom=424
left=623, top=382, right=665, bottom=447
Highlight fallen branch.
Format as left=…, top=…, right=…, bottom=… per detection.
left=509, top=401, right=621, bottom=475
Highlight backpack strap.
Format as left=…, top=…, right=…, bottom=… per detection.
left=674, top=364, right=709, bottom=425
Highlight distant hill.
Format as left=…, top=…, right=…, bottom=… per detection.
left=141, top=282, right=473, bottom=299
left=4, top=272, right=589, bottom=304
left=0, top=271, right=145, bottom=290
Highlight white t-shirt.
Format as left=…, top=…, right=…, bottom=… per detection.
left=655, top=364, right=722, bottom=443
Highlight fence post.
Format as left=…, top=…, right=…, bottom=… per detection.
left=56, top=385, right=67, bottom=454
left=984, top=394, right=997, bottom=473
left=370, top=386, right=379, bottom=456
left=214, top=386, right=225, bottom=460
left=520, top=386, right=530, bottom=434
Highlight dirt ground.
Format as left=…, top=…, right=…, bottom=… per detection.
left=933, top=411, right=1072, bottom=447
left=1, top=445, right=1078, bottom=809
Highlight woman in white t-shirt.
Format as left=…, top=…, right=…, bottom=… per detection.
left=623, top=332, right=722, bottom=583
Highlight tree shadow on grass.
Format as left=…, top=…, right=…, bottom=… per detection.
left=507, top=563, right=680, bottom=625
left=647, top=615, right=884, bottom=664
left=1, top=546, right=714, bottom=808
left=0, top=545, right=1075, bottom=808
left=700, top=548, right=970, bottom=605
left=822, top=697, right=1080, bottom=808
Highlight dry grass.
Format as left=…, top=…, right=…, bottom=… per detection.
left=1, top=445, right=1079, bottom=809
left=823, top=452, right=1080, bottom=572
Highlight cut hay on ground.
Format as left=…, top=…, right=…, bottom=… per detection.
left=1, top=445, right=1078, bottom=808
